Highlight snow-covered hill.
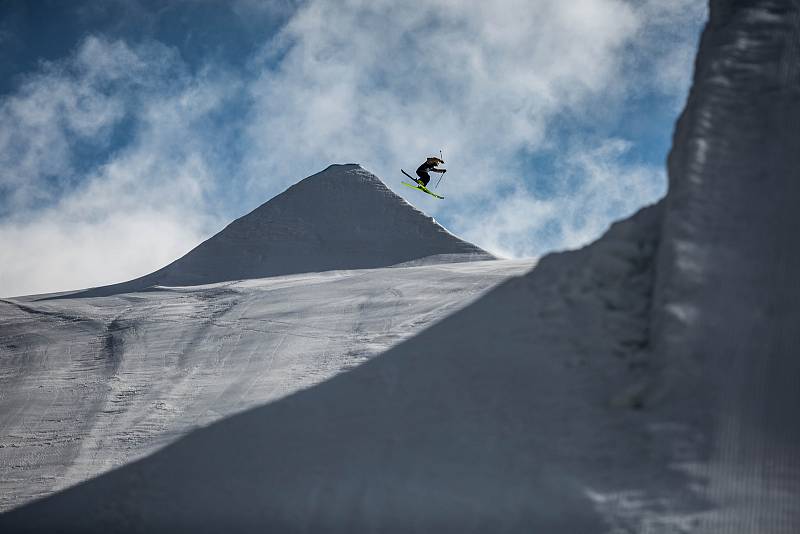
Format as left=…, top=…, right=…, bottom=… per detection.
left=1, top=168, right=683, bottom=532
left=65, top=164, right=492, bottom=298
left=0, top=164, right=518, bottom=516
left=0, top=259, right=533, bottom=515
left=1, top=201, right=665, bottom=533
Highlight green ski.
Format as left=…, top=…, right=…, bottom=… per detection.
left=401, top=170, right=444, bottom=199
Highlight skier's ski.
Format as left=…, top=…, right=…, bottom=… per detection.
left=401, top=170, right=444, bottom=199
left=401, top=181, right=445, bottom=199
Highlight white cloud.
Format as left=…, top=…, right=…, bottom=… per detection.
left=0, top=36, right=185, bottom=213
left=240, top=0, right=692, bottom=258
left=0, top=210, right=203, bottom=298
left=243, top=0, right=642, bottom=188
left=453, top=138, right=666, bottom=258
left=0, top=37, right=231, bottom=297
left=449, top=190, right=560, bottom=259
left=556, top=138, right=666, bottom=247
left=625, top=0, right=708, bottom=108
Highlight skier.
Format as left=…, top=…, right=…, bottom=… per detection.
left=415, top=157, right=446, bottom=188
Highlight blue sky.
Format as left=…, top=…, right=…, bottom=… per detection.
left=0, top=0, right=707, bottom=296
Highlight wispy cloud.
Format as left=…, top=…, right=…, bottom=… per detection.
left=241, top=0, right=698, bottom=256
left=625, top=0, right=708, bottom=109
left=0, top=37, right=234, bottom=296
left=453, top=138, right=666, bottom=258
left=0, top=37, right=178, bottom=213
left=243, top=0, right=641, bottom=185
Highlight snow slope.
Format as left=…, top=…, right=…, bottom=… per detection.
left=0, top=164, right=511, bottom=517
left=2, top=203, right=676, bottom=533
left=0, top=169, right=520, bottom=510
left=0, top=262, right=526, bottom=515
left=650, top=0, right=800, bottom=531
left=61, top=164, right=492, bottom=298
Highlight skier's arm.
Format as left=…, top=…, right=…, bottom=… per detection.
left=432, top=168, right=447, bottom=173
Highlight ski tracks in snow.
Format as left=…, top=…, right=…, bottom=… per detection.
left=0, top=260, right=533, bottom=511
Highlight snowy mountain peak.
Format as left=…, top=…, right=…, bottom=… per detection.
left=66, top=164, right=492, bottom=297
left=306, top=162, right=372, bottom=178
left=238, top=163, right=402, bottom=225
left=279, top=163, right=378, bottom=189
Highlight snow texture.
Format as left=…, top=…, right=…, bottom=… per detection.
left=650, top=0, right=800, bottom=531
left=1, top=0, right=799, bottom=531
left=1, top=202, right=679, bottom=533
left=0, top=259, right=533, bottom=515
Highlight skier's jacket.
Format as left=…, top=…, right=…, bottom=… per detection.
left=416, top=157, right=445, bottom=175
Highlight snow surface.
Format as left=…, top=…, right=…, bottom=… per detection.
left=0, top=162, right=531, bottom=527
left=0, top=259, right=533, bottom=514
left=650, top=1, right=800, bottom=531
left=2, top=202, right=688, bottom=533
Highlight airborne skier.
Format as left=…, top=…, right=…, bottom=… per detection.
left=400, top=155, right=447, bottom=199
left=414, top=157, right=446, bottom=188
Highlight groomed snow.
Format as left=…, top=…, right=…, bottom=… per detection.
left=650, top=1, right=800, bottom=531
left=0, top=259, right=532, bottom=513
left=2, top=201, right=705, bottom=533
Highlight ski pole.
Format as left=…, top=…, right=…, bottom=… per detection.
left=435, top=170, right=445, bottom=189
left=435, top=149, right=445, bottom=189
